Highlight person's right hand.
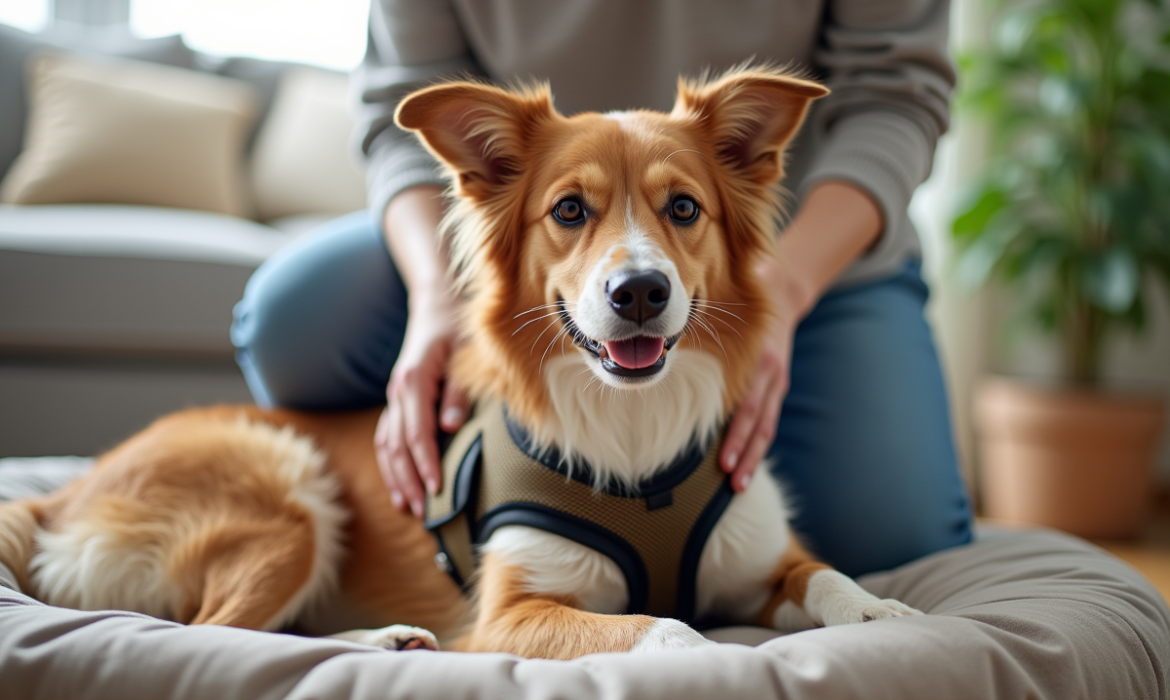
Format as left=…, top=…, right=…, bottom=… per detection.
left=374, top=290, right=470, bottom=518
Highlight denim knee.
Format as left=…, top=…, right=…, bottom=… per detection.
left=231, top=212, right=408, bottom=410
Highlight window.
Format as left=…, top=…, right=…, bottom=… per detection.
left=0, top=0, right=50, bottom=33
left=131, top=0, right=369, bottom=71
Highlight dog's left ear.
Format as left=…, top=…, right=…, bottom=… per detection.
left=672, top=68, right=828, bottom=185
left=396, top=82, right=555, bottom=201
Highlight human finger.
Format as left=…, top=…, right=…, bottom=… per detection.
left=373, top=406, right=404, bottom=509
left=438, top=382, right=470, bottom=434
left=720, top=363, right=775, bottom=474
left=730, top=377, right=786, bottom=492
left=400, top=370, right=442, bottom=512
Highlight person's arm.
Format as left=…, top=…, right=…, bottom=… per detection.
left=355, top=0, right=482, bottom=221
left=718, top=0, right=955, bottom=489
left=719, top=182, right=881, bottom=489
left=356, top=1, right=484, bottom=516
left=373, top=186, right=467, bottom=517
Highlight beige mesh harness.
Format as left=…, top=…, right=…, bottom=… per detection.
left=425, top=401, right=733, bottom=623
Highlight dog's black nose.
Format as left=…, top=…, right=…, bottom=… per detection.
left=606, top=270, right=671, bottom=324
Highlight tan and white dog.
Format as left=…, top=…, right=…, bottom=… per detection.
left=0, top=66, right=919, bottom=658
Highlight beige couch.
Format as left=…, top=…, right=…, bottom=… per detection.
left=0, top=25, right=368, bottom=457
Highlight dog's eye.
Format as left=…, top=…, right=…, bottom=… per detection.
left=552, top=198, right=586, bottom=226
left=670, top=196, right=699, bottom=225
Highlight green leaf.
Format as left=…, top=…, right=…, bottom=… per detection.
left=1082, top=248, right=1140, bottom=312
left=955, top=219, right=1023, bottom=290
left=952, top=188, right=1008, bottom=241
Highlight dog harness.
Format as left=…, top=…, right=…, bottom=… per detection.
left=424, top=401, right=733, bottom=624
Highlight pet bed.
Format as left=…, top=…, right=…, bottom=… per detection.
left=1, top=456, right=1168, bottom=699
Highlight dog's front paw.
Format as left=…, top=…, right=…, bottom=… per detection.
left=857, top=598, right=923, bottom=622
left=823, top=597, right=923, bottom=626
left=331, top=625, right=440, bottom=651
left=631, top=618, right=717, bottom=652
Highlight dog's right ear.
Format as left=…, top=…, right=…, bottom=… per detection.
left=396, top=82, right=555, bottom=201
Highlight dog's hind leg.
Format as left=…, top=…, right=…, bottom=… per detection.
left=757, top=536, right=921, bottom=632
left=183, top=518, right=321, bottom=631
left=455, top=552, right=713, bottom=658
left=0, top=501, right=41, bottom=592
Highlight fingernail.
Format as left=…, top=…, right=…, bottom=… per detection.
left=738, top=473, right=751, bottom=490
left=725, top=452, right=738, bottom=471
left=412, top=500, right=424, bottom=517
left=390, top=490, right=403, bottom=508
left=426, top=478, right=439, bottom=495
left=441, top=406, right=464, bottom=427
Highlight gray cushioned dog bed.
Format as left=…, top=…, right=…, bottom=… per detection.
left=2, top=457, right=1168, bottom=699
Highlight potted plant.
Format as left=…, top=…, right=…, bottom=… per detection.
left=953, top=0, right=1170, bottom=537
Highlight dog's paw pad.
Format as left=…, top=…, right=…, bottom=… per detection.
left=337, top=625, right=439, bottom=651
left=857, top=599, right=922, bottom=622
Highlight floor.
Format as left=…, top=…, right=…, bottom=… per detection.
left=1094, top=498, right=1170, bottom=604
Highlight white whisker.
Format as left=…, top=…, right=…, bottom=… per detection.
left=512, top=310, right=569, bottom=336
left=691, top=307, right=744, bottom=341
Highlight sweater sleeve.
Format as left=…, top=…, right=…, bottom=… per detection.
left=353, top=0, right=483, bottom=218
left=799, top=0, right=955, bottom=256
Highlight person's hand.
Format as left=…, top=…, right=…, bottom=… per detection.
left=719, top=254, right=811, bottom=492
left=374, top=290, right=470, bottom=517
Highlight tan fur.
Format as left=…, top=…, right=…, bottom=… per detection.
left=0, top=67, right=907, bottom=659
left=756, top=538, right=832, bottom=627
left=3, top=406, right=467, bottom=637
left=398, top=67, right=827, bottom=425
left=454, top=552, right=657, bottom=658
left=0, top=501, right=39, bottom=591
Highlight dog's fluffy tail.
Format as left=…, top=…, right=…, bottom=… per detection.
left=0, top=501, right=40, bottom=592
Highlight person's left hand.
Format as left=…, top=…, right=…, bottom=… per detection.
left=719, top=254, right=809, bottom=492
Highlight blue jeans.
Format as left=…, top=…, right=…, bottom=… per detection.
left=232, top=211, right=973, bottom=577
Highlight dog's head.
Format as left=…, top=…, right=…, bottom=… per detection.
left=397, top=66, right=826, bottom=442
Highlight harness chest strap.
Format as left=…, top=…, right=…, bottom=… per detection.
left=424, top=401, right=733, bottom=623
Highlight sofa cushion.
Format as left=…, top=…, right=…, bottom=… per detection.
left=250, top=67, right=367, bottom=221
left=0, top=25, right=197, bottom=184
left=203, top=55, right=298, bottom=151
left=0, top=204, right=299, bottom=355
left=0, top=53, right=257, bottom=217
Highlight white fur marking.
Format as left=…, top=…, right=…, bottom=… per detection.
left=695, top=469, right=792, bottom=621
left=537, top=350, right=724, bottom=487
left=771, top=600, right=817, bottom=633
left=802, top=569, right=923, bottom=626
left=329, top=625, right=439, bottom=651
left=631, top=618, right=716, bottom=652
left=571, top=217, right=690, bottom=392
left=482, top=526, right=628, bottom=614
left=31, top=522, right=185, bottom=620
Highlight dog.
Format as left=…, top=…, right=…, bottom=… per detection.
left=0, top=65, right=920, bottom=658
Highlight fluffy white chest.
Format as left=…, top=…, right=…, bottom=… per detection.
left=483, top=348, right=792, bottom=621
left=482, top=470, right=790, bottom=620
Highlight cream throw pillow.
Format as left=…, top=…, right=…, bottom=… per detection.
left=0, top=53, right=257, bottom=217
left=249, top=67, right=367, bottom=220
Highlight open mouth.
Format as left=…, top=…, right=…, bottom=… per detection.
left=558, top=301, right=680, bottom=378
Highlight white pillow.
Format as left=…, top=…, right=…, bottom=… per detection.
left=0, top=52, right=257, bottom=218
left=249, top=67, right=368, bottom=221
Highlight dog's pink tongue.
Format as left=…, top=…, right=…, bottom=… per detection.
left=603, top=336, right=666, bottom=369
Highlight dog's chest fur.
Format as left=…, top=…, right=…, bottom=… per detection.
left=483, top=349, right=794, bottom=623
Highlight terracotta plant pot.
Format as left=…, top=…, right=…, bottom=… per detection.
left=974, top=377, right=1166, bottom=538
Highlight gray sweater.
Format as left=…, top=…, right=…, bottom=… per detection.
left=354, top=0, right=954, bottom=287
